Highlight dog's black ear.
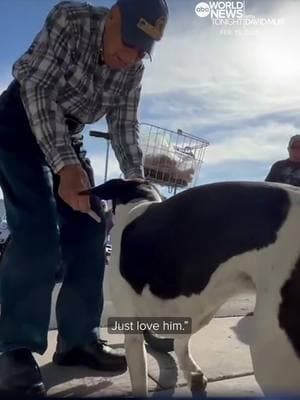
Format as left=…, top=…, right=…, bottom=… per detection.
left=80, top=178, right=158, bottom=212
left=79, top=178, right=148, bottom=200
left=79, top=179, right=128, bottom=200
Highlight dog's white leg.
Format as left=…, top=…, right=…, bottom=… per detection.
left=174, top=335, right=207, bottom=393
left=124, top=333, right=148, bottom=396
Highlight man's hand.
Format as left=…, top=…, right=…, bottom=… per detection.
left=58, top=164, right=91, bottom=212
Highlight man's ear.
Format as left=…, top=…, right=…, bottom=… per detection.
left=106, top=5, right=121, bottom=28
left=79, top=179, right=127, bottom=200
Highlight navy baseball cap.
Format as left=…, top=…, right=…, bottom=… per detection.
left=116, top=0, right=168, bottom=56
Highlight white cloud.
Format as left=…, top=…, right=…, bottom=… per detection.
left=139, top=0, right=300, bottom=181
left=205, top=122, right=293, bottom=165
left=143, top=12, right=300, bottom=108
left=89, top=152, right=122, bottom=184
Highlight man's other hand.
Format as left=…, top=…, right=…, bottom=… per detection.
left=58, top=165, right=91, bottom=213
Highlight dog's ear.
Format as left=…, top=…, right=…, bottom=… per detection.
left=79, top=178, right=147, bottom=201
left=79, top=179, right=128, bottom=200
left=80, top=178, right=159, bottom=213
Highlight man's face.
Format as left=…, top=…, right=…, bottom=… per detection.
left=103, top=6, right=145, bottom=69
left=288, top=141, right=300, bottom=162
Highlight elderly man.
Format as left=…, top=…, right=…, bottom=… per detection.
left=0, top=0, right=168, bottom=395
left=265, top=135, right=300, bottom=186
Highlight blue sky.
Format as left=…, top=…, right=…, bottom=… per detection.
left=1, top=0, right=300, bottom=197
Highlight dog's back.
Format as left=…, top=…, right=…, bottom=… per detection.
left=119, top=181, right=291, bottom=298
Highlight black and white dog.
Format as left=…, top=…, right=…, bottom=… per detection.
left=82, top=178, right=300, bottom=396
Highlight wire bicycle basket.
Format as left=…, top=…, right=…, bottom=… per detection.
left=139, top=123, right=209, bottom=194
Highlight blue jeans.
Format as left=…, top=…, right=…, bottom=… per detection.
left=0, top=81, right=106, bottom=354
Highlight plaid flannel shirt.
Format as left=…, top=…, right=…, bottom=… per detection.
left=12, top=1, right=145, bottom=177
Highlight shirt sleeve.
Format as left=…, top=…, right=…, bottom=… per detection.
left=12, top=2, right=80, bottom=173
left=265, top=162, right=282, bottom=182
left=106, top=64, right=145, bottom=179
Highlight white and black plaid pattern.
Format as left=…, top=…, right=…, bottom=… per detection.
left=12, top=1, right=145, bottom=177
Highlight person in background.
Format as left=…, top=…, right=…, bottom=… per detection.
left=265, top=135, right=300, bottom=186
left=0, top=0, right=168, bottom=395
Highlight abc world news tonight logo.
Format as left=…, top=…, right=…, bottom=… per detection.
left=195, top=1, right=245, bottom=18
left=195, top=1, right=284, bottom=26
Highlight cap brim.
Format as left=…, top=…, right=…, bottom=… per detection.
left=122, top=25, right=155, bottom=55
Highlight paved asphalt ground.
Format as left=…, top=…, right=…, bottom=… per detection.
left=37, top=291, right=260, bottom=397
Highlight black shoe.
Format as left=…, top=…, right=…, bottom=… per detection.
left=0, top=348, right=46, bottom=396
left=53, top=339, right=127, bottom=372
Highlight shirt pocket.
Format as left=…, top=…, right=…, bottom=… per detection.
left=65, top=61, right=94, bottom=97
left=104, top=70, right=130, bottom=101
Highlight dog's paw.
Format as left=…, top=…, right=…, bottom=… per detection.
left=190, top=370, right=208, bottom=393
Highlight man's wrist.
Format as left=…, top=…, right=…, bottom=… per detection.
left=125, top=167, right=145, bottom=179
left=47, top=145, right=80, bottom=174
left=57, top=163, right=83, bottom=177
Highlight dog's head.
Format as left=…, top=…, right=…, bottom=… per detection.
left=80, top=178, right=162, bottom=213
